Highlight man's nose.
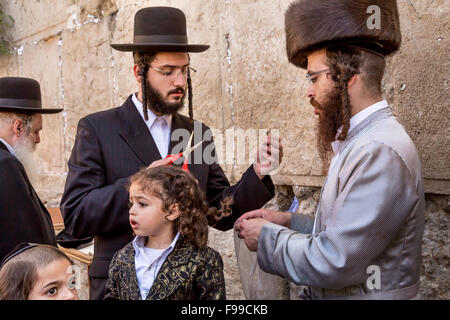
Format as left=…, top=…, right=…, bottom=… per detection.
left=172, top=72, right=187, bottom=88
left=306, top=85, right=315, bottom=98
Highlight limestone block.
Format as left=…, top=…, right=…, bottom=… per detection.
left=392, top=3, right=450, bottom=181
left=61, top=17, right=115, bottom=161
left=224, top=0, right=323, bottom=182
left=420, top=194, right=450, bottom=299
left=16, top=36, right=66, bottom=177
left=34, top=174, right=68, bottom=208
left=2, top=0, right=73, bottom=42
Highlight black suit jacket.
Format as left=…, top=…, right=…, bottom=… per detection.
left=0, top=141, right=56, bottom=261
left=60, top=95, right=275, bottom=282
left=104, top=237, right=226, bottom=300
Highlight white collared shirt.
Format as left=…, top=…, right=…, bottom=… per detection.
left=132, top=232, right=180, bottom=300
left=132, top=93, right=172, bottom=158
left=329, top=100, right=389, bottom=170
left=0, top=137, right=16, bottom=157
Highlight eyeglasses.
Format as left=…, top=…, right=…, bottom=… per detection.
left=150, top=65, right=197, bottom=80
left=306, top=68, right=331, bottom=84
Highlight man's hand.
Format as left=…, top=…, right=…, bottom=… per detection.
left=236, top=209, right=291, bottom=228
left=253, top=133, right=283, bottom=179
left=147, top=157, right=173, bottom=169
left=234, top=218, right=269, bottom=252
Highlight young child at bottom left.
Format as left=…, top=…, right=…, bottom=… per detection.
left=104, top=165, right=232, bottom=300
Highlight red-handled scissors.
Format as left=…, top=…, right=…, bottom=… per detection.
left=165, top=132, right=204, bottom=172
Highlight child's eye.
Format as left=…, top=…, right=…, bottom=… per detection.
left=139, top=202, right=147, bottom=207
left=128, top=201, right=133, bottom=209
left=47, top=287, right=58, bottom=296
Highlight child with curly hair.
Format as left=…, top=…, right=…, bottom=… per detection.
left=104, top=165, right=232, bottom=300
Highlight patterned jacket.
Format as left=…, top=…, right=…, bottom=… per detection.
left=104, top=237, right=226, bottom=300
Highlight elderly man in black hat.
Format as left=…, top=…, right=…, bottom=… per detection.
left=236, top=0, right=425, bottom=299
left=61, top=7, right=281, bottom=300
left=0, top=77, right=62, bottom=261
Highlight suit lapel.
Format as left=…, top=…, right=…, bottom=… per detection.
left=125, top=245, right=142, bottom=300
left=118, top=95, right=162, bottom=166
left=146, top=238, right=194, bottom=300
left=0, top=140, right=9, bottom=153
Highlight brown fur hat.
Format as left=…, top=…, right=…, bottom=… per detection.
left=285, top=0, right=402, bottom=69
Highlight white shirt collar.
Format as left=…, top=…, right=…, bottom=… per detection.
left=132, top=231, right=180, bottom=252
left=132, top=93, right=172, bottom=129
left=0, top=137, right=16, bottom=157
left=349, top=100, right=389, bottom=132
left=331, top=100, right=389, bottom=155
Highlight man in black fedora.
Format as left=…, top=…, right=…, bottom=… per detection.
left=61, top=6, right=282, bottom=300
left=0, top=76, right=62, bottom=262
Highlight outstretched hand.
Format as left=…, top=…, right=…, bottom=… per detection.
left=234, top=209, right=291, bottom=251
left=253, top=133, right=283, bottom=179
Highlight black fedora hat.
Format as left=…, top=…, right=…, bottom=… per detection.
left=0, top=77, right=63, bottom=114
left=111, top=7, right=209, bottom=53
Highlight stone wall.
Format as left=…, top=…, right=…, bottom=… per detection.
left=0, top=0, right=448, bottom=299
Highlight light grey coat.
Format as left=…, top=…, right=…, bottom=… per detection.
left=258, top=107, right=425, bottom=299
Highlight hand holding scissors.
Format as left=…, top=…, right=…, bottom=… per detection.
left=164, top=132, right=204, bottom=172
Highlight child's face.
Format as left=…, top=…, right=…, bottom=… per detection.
left=28, top=259, right=78, bottom=300
left=129, top=183, right=173, bottom=238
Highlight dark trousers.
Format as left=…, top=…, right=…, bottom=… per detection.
left=90, top=276, right=108, bottom=300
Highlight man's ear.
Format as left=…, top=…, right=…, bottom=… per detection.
left=133, top=64, right=142, bottom=84
left=12, top=119, right=24, bottom=137
left=166, top=203, right=182, bottom=222
left=347, top=73, right=359, bottom=89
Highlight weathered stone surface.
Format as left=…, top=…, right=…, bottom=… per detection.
left=61, top=17, right=115, bottom=161
left=17, top=36, right=66, bottom=175
left=392, top=2, right=450, bottom=183
left=0, top=0, right=448, bottom=300
left=420, top=194, right=450, bottom=299
left=1, top=0, right=73, bottom=42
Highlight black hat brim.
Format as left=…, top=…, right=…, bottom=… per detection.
left=0, top=105, right=63, bottom=114
left=110, top=43, right=210, bottom=53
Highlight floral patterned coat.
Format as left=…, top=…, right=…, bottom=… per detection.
left=104, top=237, right=226, bottom=300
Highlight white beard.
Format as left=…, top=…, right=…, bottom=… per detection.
left=14, top=137, right=38, bottom=186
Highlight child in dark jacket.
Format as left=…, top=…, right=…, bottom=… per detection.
left=104, top=165, right=231, bottom=300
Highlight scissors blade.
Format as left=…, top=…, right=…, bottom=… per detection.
left=181, top=132, right=194, bottom=158
left=187, top=140, right=204, bottom=153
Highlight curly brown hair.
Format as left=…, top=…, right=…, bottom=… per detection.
left=129, top=166, right=232, bottom=249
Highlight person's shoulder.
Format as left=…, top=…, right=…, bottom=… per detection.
left=81, top=95, right=133, bottom=125
left=81, top=106, right=122, bottom=125
left=191, top=245, right=223, bottom=264
left=111, top=241, right=135, bottom=264
left=174, top=113, right=210, bottom=131
left=0, top=150, right=21, bottom=171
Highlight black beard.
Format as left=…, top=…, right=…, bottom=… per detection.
left=145, top=80, right=186, bottom=116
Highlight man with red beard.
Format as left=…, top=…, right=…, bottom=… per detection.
left=61, top=7, right=281, bottom=300
left=235, top=0, right=425, bottom=299
left=0, top=77, right=62, bottom=261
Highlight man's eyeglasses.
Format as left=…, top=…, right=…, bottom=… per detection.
left=306, top=68, right=331, bottom=84
left=150, top=65, right=197, bottom=80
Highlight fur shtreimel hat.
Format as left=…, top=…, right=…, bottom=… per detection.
left=285, top=0, right=402, bottom=69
